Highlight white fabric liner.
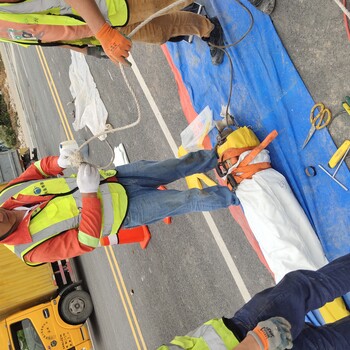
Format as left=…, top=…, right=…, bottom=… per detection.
left=235, top=150, right=329, bottom=283
left=69, top=51, right=108, bottom=140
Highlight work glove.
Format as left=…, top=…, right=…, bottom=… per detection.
left=86, top=46, right=109, bottom=59
left=247, top=317, right=293, bottom=350
left=96, top=23, right=132, bottom=65
left=77, top=163, right=100, bottom=193
left=57, top=148, right=76, bottom=169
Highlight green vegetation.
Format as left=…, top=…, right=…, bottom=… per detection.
left=0, top=56, right=18, bottom=148
left=0, top=89, right=17, bottom=148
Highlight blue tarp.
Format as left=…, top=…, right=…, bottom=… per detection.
left=166, top=0, right=350, bottom=262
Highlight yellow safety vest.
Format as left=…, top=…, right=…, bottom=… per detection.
left=2, top=170, right=128, bottom=266
left=0, top=0, right=128, bottom=47
left=158, top=318, right=240, bottom=350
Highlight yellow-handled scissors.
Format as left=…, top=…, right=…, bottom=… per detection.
left=302, top=103, right=332, bottom=149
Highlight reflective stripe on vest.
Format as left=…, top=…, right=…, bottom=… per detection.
left=0, top=177, right=78, bottom=204
left=33, top=160, right=49, bottom=177
left=159, top=319, right=239, bottom=350
left=0, top=0, right=128, bottom=46
left=14, top=213, right=81, bottom=257
left=3, top=178, right=127, bottom=262
left=0, top=0, right=127, bottom=25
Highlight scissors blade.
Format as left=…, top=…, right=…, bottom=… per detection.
left=302, top=125, right=316, bottom=149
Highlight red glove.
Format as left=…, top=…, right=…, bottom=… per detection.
left=96, top=23, right=132, bottom=65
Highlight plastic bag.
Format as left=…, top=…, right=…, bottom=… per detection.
left=180, top=106, right=214, bottom=152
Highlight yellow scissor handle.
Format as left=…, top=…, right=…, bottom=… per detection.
left=328, top=140, right=350, bottom=168
left=310, top=103, right=332, bottom=130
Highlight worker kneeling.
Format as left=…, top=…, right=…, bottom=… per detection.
left=0, top=146, right=239, bottom=265
left=158, top=253, right=350, bottom=350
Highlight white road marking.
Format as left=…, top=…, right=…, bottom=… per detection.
left=128, top=54, right=251, bottom=302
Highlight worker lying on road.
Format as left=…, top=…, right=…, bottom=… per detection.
left=158, top=253, right=350, bottom=350
left=0, top=0, right=275, bottom=66
left=0, top=148, right=239, bottom=265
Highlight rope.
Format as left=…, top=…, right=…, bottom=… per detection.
left=73, top=0, right=188, bottom=169
left=76, top=62, right=141, bottom=169
left=128, top=0, right=189, bottom=38
left=71, top=0, right=253, bottom=169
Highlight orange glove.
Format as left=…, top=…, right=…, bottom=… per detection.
left=96, top=23, right=132, bottom=65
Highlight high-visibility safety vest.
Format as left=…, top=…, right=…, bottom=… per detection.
left=0, top=0, right=128, bottom=47
left=157, top=318, right=240, bottom=350
left=1, top=169, right=128, bottom=265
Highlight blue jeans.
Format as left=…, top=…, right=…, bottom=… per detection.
left=115, top=149, right=239, bottom=228
left=225, top=253, right=350, bottom=349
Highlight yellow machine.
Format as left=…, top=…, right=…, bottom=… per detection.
left=0, top=245, right=93, bottom=350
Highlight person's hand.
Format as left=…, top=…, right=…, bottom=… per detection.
left=96, top=23, right=132, bottom=65
left=57, top=148, right=76, bottom=168
left=77, top=163, right=100, bottom=194
left=247, top=317, right=293, bottom=350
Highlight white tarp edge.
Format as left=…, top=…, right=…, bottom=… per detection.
left=235, top=150, right=329, bottom=283
left=69, top=51, right=108, bottom=140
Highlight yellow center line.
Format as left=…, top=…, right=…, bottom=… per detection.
left=107, top=245, right=148, bottom=350
left=35, top=46, right=73, bottom=140
left=105, top=246, right=142, bottom=350
left=36, top=47, right=147, bottom=349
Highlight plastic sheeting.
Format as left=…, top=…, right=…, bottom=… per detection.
left=165, top=0, right=350, bottom=262
left=235, top=150, right=329, bottom=283
left=69, top=51, right=108, bottom=140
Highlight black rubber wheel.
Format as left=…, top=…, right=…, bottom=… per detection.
left=59, top=290, right=93, bottom=325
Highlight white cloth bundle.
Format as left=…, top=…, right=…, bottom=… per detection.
left=69, top=51, right=108, bottom=140
left=235, top=150, right=328, bottom=282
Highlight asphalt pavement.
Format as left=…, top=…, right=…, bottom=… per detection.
left=0, top=1, right=349, bottom=349
left=1, top=43, right=274, bottom=349
left=271, top=0, right=350, bottom=154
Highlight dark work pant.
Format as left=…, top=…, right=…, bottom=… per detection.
left=225, top=253, right=350, bottom=349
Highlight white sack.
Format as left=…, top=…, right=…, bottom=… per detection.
left=69, top=51, right=108, bottom=140
left=235, top=150, right=328, bottom=283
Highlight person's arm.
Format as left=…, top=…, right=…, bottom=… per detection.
left=64, top=0, right=106, bottom=33
left=24, top=194, right=102, bottom=263
left=64, top=0, right=132, bottom=65
left=7, top=156, right=63, bottom=187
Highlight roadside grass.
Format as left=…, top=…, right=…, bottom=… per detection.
left=0, top=55, right=19, bottom=148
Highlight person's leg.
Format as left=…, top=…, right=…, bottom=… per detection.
left=122, top=0, right=224, bottom=64
left=122, top=184, right=239, bottom=228
left=223, top=254, right=350, bottom=341
left=292, top=317, right=350, bottom=349
left=116, top=149, right=217, bottom=187
left=121, top=11, right=213, bottom=44
left=126, top=0, right=194, bottom=25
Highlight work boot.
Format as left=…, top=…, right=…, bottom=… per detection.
left=248, top=0, right=276, bottom=15
left=206, top=17, right=225, bottom=65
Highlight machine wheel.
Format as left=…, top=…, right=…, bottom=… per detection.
left=59, top=290, right=93, bottom=325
